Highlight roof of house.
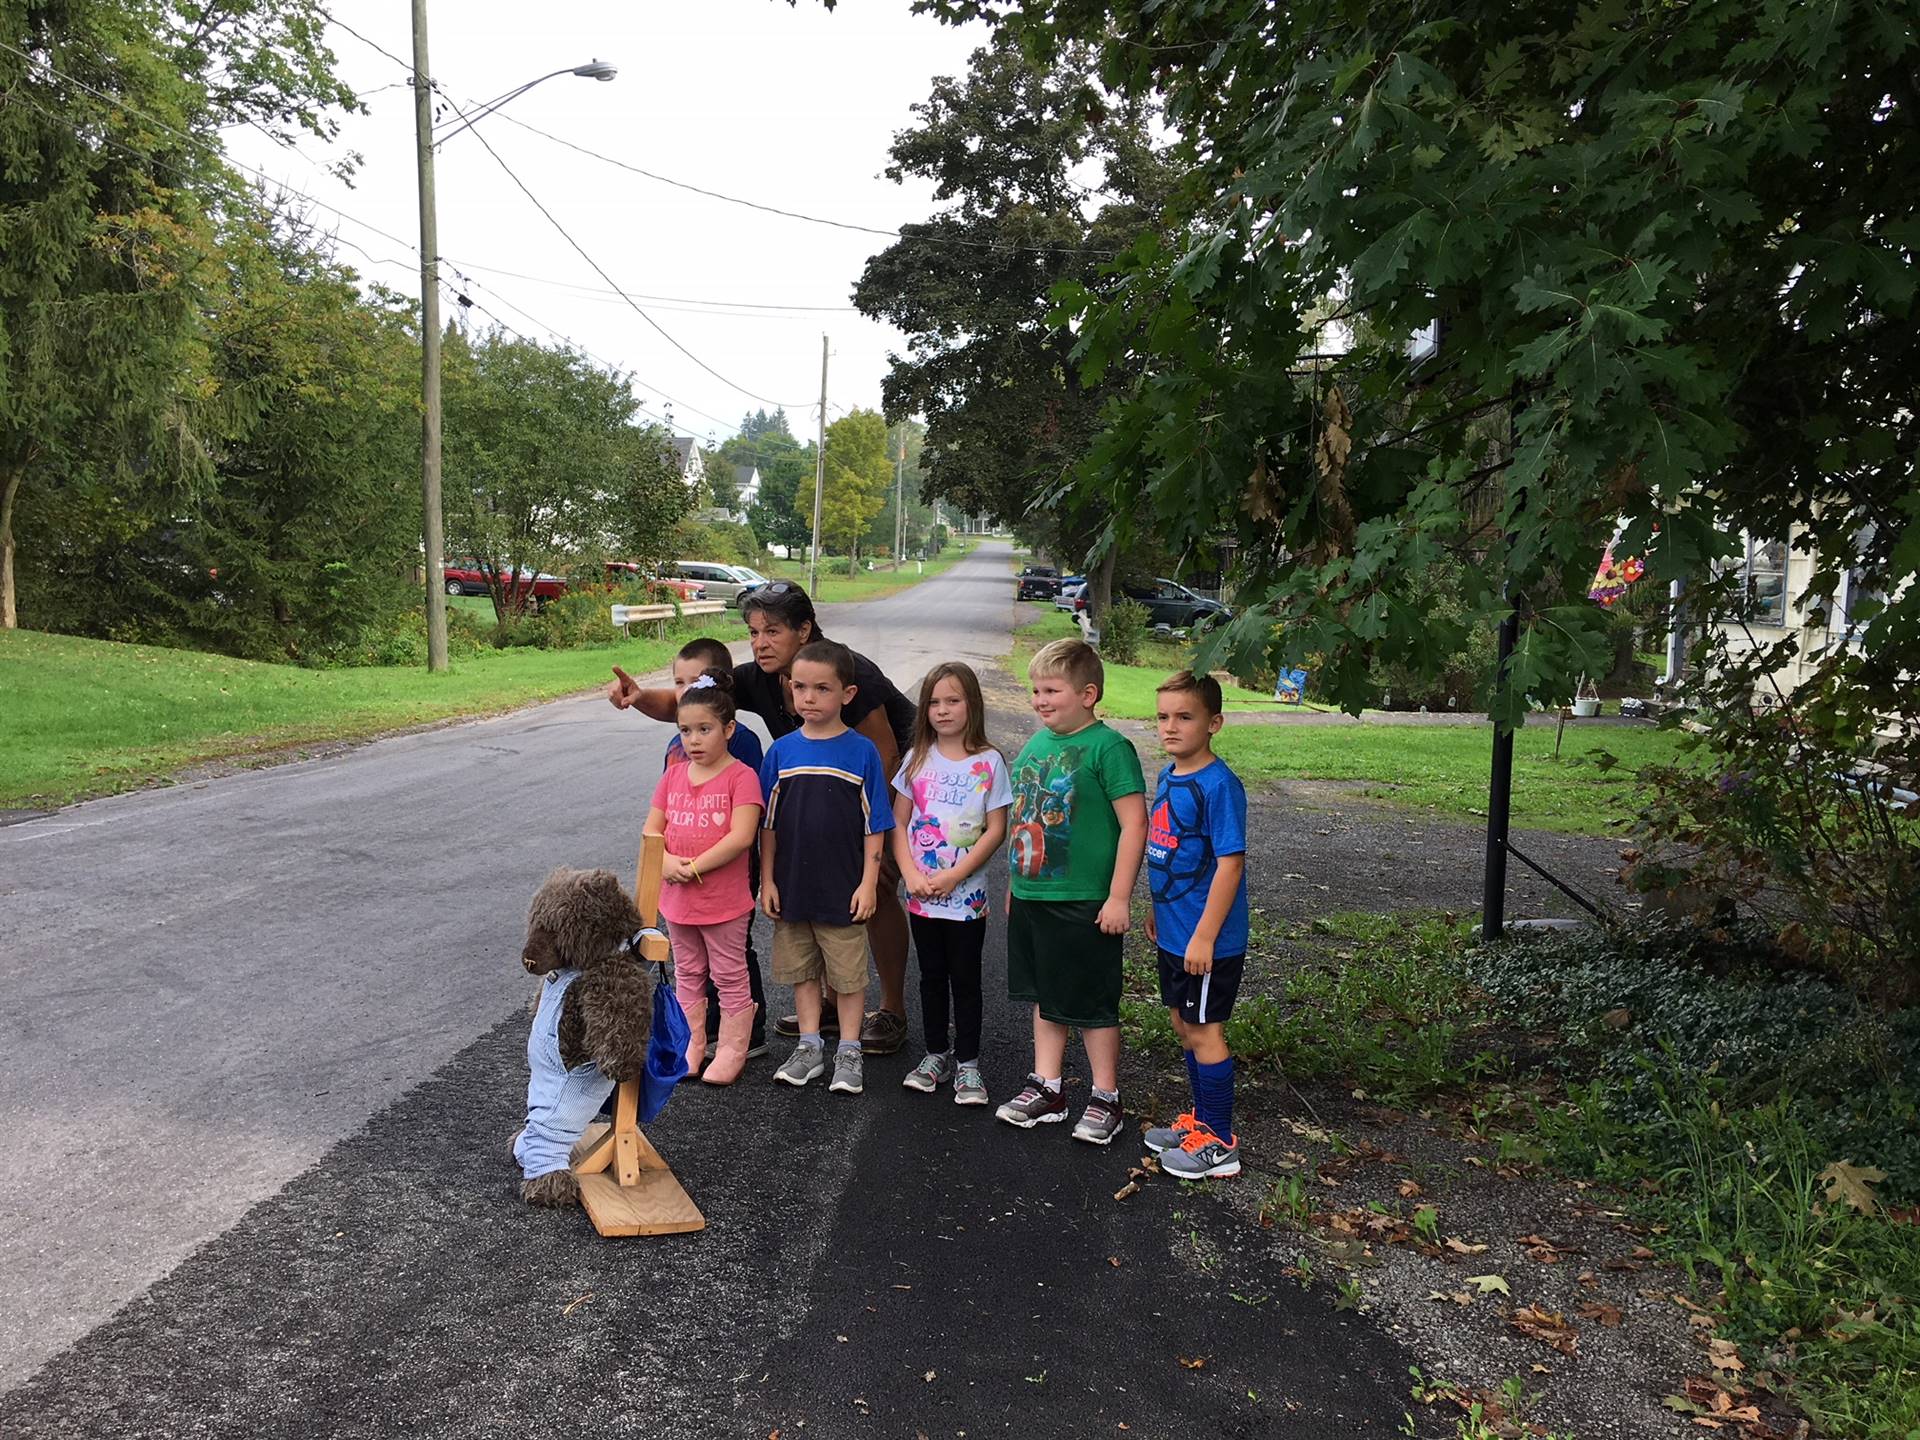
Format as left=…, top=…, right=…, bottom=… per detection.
left=733, top=462, right=758, bottom=487
left=670, top=436, right=697, bottom=472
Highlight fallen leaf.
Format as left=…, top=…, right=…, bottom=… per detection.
left=1511, top=1304, right=1579, bottom=1356
left=1577, top=1270, right=1599, bottom=1287
left=1706, top=1337, right=1745, bottom=1373
left=1817, top=1160, right=1888, bottom=1215
left=1529, top=1363, right=1551, bottom=1374
left=562, top=1292, right=593, bottom=1316
left=1632, top=1245, right=1656, bottom=1259
left=1601, top=1006, right=1632, bottom=1029
left=1178, top=1356, right=1208, bottom=1370
left=1445, top=1236, right=1489, bottom=1255
left=1108, top=1257, right=1122, bottom=1268
left=1465, top=1274, right=1511, bottom=1296
left=1397, top=1179, right=1423, bottom=1198
left=924, top=1370, right=937, bottom=1383
left=1577, top=1300, right=1623, bottom=1327
left=1114, top=1181, right=1140, bottom=1201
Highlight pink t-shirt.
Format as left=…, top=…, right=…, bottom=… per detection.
left=650, top=758, right=762, bottom=926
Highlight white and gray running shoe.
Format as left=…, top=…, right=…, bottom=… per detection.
left=902, top=1053, right=954, bottom=1093
left=995, top=1076, right=1068, bottom=1127
left=774, top=1042, right=826, bottom=1087
left=1072, top=1094, right=1125, bottom=1146
left=1143, top=1111, right=1199, bottom=1154
left=828, top=1047, right=865, bottom=1095
left=1159, top=1124, right=1241, bottom=1179
left=952, top=1062, right=989, bottom=1107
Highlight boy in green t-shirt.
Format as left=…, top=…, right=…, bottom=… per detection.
left=995, top=637, right=1147, bottom=1145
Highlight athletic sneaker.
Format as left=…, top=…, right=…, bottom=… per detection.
left=829, top=1047, right=865, bottom=1095
left=1072, top=1094, right=1125, bottom=1146
left=952, top=1062, right=989, bottom=1107
left=1160, top=1123, right=1241, bottom=1179
left=1144, top=1110, right=1199, bottom=1155
left=774, top=1042, right=826, bottom=1087
left=995, top=1076, right=1068, bottom=1127
left=903, top=1053, right=954, bottom=1093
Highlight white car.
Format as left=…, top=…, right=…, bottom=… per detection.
left=1053, top=580, right=1087, bottom=612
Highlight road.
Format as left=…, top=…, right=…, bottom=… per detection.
left=0, top=539, right=1420, bottom=1436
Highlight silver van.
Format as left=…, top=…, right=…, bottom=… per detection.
left=672, top=560, right=770, bottom=608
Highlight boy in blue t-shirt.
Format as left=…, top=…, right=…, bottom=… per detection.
left=759, top=640, right=895, bottom=1096
left=1142, top=671, right=1249, bottom=1179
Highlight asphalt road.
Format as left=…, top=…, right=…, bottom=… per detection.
left=0, top=540, right=1422, bottom=1435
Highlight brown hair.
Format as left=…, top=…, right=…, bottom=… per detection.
left=793, top=638, right=856, bottom=688
left=1155, top=669, right=1223, bottom=717
left=1028, top=636, right=1104, bottom=702
left=902, top=662, right=995, bottom=784
left=676, top=666, right=737, bottom=726
left=676, top=636, right=733, bottom=673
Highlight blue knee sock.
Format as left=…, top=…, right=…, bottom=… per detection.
left=1193, top=1057, right=1235, bottom=1140
left=1183, top=1048, right=1200, bottom=1108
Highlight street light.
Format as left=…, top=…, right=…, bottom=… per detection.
left=410, top=1, right=616, bottom=670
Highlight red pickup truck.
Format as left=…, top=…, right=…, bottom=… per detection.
left=601, top=562, right=707, bottom=603
left=441, top=559, right=566, bottom=602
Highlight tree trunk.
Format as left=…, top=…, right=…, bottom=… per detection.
left=1087, top=545, right=1116, bottom=638
left=0, top=463, right=21, bottom=630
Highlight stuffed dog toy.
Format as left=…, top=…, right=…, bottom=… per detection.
left=512, top=867, right=655, bottom=1206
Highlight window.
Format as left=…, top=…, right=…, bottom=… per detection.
left=1740, top=537, right=1788, bottom=626
left=1832, top=523, right=1882, bottom=645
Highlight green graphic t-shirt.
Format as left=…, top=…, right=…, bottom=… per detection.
left=1007, top=720, right=1146, bottom=902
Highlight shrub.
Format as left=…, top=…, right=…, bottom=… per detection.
left=1099, top=598, right=1149, bottom=665
left=670, top=517, right=761, bottom=566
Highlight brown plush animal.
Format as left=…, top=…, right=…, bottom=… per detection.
left=512, top=867, right=655, bottom=1207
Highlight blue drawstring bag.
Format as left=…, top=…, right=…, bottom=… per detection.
left=641, top=969, right=690, bottom=1123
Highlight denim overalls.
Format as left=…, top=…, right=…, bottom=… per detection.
left=513, top=968, right=615, bottom=1182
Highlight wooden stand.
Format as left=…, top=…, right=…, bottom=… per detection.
left=572, top=831, right=706, bottom=1237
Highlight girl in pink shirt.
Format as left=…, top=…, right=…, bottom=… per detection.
left=646, top=669, right=764, bottom=1084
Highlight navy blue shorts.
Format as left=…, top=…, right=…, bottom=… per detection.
left=1156, top=947, right=1245, bottom=1026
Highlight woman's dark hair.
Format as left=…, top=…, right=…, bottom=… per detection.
left=676, top=666, right=737, bottom=726
left=676, top=636, right=732, bottom=672
left=740, top=580, right=822, bottom=642
left=792, top=638, right=856, bottom=688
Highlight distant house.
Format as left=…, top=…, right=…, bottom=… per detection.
left=668, top=436, right=710, bottom=497
left=733, top=463, right=760, bottom=519
left=1700, top=526, right=1885, bottom=703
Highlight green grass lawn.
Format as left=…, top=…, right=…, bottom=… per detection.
left=0, top=625, right=710, bottom=808
left=762, top=537, right=979, bottom=604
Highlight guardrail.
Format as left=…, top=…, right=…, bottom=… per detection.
left=611, top=599, right=726, bottom=636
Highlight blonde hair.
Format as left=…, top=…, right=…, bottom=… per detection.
left=1028, top=637, right=1104, bottom=702
left=902, top=662, right=995, bottom=784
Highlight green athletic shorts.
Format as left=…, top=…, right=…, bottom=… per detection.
left=1006, top=895, right=1124, bottom=1029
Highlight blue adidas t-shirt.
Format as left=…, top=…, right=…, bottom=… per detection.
left=1146, top=757, right=1249, bottom=956
left=759, top=728, right=894, bottom=924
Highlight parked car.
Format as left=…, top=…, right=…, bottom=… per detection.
left=443, top=559, right=567, bottom=604
left=1017, top=565, right=1061, bottom=600
left=1122, top=577, right=1230, bottom=632
left=602, top=562, right=706, bottom=603
left=669, top=560, right=768, bottom=607
left=1053, top=577, right=1088, bottom=612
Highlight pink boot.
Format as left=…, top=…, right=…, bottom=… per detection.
left=682, top=996, right=708, bottom=1079
left=701, top=1006, right=758, bottom=1086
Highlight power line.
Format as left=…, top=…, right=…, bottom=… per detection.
left=441, top=258, right=856, bottom=312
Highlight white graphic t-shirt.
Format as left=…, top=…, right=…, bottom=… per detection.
left=892, top=746, right=1013, bottom=921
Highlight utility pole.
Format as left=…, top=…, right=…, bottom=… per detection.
left=808, top=333, right=828, bottom=596
left=411, top=0, right=448, bottom=672
left=892, top=424, right=905, bottom=569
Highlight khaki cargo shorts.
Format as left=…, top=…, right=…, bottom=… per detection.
left=771, top=919, right=869, bottom=993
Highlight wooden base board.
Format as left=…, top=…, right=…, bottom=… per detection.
left=572, top=1122, right=705, bottom=1236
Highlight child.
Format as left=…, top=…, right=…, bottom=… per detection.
left=889, top=662, right=1012, bottom=1105
left=995, top=637, right=1147, bottom=1144
left=645, top=669, right=764, bottom=1085
left=661, top=637, right=770, bottom=1059
left=759, top=639, right=895, bottom=1095
left=1142, top=671, right=1249, bottom=1179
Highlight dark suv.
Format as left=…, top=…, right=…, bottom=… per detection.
left=1016, top=565, right=1061, bottom=600
left=1120, top=577, right=1230, bottom=632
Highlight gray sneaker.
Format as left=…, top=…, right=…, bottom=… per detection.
left=1160, top=1125, right=1241, bottom=1179
left=1073, top=1094, right=1125, bottom=1146
left=995, top=1076, right=1068, bottom=1128
left=774, top=1042, right=826, bottom=1087
left=903, top=1053, right=953, bottom=1093
left=829, top=1047, right=864, bottom=1095
left=952, top=1062, right=989, bottom=1107
left=1144, top=1111, right=1199, bottom=1154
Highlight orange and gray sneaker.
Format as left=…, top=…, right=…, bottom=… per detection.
left=1143, top=1111, right=1199, bottom=1154
left=1160, top=1122, right=1241, bottom=1179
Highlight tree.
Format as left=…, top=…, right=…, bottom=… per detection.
left=732, top=429, right=814, bottom=552
left=930, top=1, right=1919, bottom=722
left=608, top=424, right=697, bottom=572
left=1, top=0, right=355, bottom=630
left=441, top=330, right=659, bottom=619
left=819, top=409, right=891, bottom=571
left=852, top=31, right=1174, bottom=619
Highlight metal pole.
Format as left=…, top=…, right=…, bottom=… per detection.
left=808, top=334, right=827, bottom=595
left=1481, top=593, right=1519, bottom=941
left=892, top=425, right=905, bottom=569
left=412, top=0, right=448, bottom=672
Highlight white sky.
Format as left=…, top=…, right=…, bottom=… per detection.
left=223, top=0, right=984, bottom=445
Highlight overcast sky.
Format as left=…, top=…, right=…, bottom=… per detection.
left=222, top=0, right=984, bottom=446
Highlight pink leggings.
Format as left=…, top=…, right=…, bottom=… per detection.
left=669, top=914, right=752, bottom=1016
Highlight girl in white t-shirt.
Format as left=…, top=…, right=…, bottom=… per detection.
left=889, top=662, right=1012, bottom=1105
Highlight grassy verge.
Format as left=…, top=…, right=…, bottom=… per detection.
left=0, top=624, right=711, bottom=808
left=1128, top=911, right=1920, bottom=1439
left=1009, top=607, right=1284, bottom=716
left=763, top=537, right=979, bottom=604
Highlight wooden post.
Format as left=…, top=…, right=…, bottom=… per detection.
left=572, top=831, right=706, bottom=1236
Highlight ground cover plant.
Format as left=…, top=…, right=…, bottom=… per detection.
left=0, top=622, right=711, bottom=808
left=1137, top=907, right=1920, bottom=1438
